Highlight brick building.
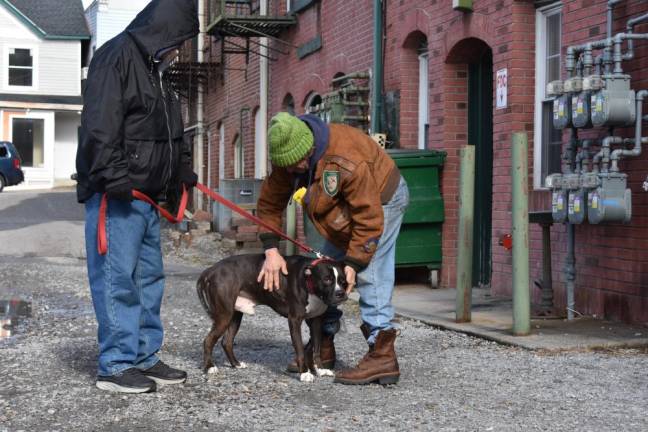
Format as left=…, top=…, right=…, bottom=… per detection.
left=190, top=0, right=648, bottom=325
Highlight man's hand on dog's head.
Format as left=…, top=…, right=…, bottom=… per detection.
left=258, top=248, right=288, bottom=291
left=344, top=266, right=356, bottom=294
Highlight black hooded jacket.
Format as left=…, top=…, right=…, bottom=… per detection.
left=75, top=0, right=199, bottom=203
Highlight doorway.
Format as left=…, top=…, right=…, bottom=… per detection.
left=468, top=49, right=493, bottom=289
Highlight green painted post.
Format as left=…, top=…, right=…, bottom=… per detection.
left=286, top=201, right=296, bottom=256
left=512, top=132, right=531, bottom=336
left=455, top=146, right=475, bottom=323
left=452, top=0, right=473, bottom=11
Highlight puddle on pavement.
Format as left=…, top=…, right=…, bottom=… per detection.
left=0, top=299, right=32, bottom=340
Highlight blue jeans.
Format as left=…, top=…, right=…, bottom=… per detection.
left=319, top=177, right=409, bottom=345
left=85, top=193, right=165, bottom=376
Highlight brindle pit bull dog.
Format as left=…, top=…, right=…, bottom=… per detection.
left=196, top=254, right=348, bottom=382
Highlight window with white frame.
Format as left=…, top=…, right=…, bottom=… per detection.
left=218, top=123, right=225, bottom=181
left=534, top=4, right=562, bottom=188
left=234, top=135, right=244, bottom=179
left=8, top=48, right=34, bottom=87
left=418, top=40, right=429, bottom=150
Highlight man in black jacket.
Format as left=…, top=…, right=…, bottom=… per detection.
left=76, top=0, right=199, bottom=393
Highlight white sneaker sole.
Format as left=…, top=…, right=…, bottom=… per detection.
left=96, top=381, right=155, bottom=393
left=145, top=376, right=187, bottom=385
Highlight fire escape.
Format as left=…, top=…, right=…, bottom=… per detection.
left=206, top=0, right=296, bottom=74
left=167, top=33, right=221, bottom=126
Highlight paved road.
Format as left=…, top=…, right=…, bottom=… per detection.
left=1, top=190, right=647, bottom=431
left=0, top=188, right=85, bottom=258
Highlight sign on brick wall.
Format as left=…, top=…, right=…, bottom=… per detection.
left=496, top=68, right=507, bottom=109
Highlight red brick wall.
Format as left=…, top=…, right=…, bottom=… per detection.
left=201, top=0, right=648, bottom=324
left=548, top=0, right=648, bottom=323
left=204, top=31, right=262, bottom=189
left=269, top=0, right=374, bottom=117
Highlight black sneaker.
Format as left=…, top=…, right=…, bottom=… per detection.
left=96, top=368, right=156, bottom=393
left=142, top=361, right=187, bottom=385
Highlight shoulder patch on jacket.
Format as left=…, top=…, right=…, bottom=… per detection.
left=323, top=170, right=340, bottom=197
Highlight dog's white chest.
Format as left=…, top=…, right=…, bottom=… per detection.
left=235, top=296, right=257, bottom=315
left=305, top=294, right=327, bottom=318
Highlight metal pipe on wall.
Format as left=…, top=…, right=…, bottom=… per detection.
left=258, top=0, right=269, bottom=179
left=565, top=223, right=576, bottom=320
left=370, top=0, right=384, bottom=134
left=610, top=90, right=648, bottom=170
left=196, top=0, right=205, bottom=210
left=593, top=135, right=623, bottom=173
left=624, top=12, right=648, bottom=60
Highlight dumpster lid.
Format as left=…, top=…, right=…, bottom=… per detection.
left=386, top=149, right=447, bottom=158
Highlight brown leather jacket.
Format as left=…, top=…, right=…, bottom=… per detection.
left=257, top=123, right=400, bottom=270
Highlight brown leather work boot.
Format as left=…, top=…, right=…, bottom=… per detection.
left=286, top=334, right=335, bottom=373
left=334, top=328, right=399, bottom=385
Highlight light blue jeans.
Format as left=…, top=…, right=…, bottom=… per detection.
left=320, top=176, right=409, bottom=345
left=85, top=193, right=165, bottom=377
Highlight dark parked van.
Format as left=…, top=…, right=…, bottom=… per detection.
left=0, top=141, right=24, bottom=192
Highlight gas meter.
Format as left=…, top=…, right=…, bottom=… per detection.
left=587, top=172, right=632, bottom=224
left=553, top=95, right=572, bottom=130
left=571, top=91, right=592, bottom=129
left=591, top=75, right=636, bottom=127
left=546, top=174, right=568, bottom=223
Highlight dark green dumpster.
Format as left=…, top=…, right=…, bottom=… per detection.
left=303, top=149, right=446, bottom=286
left=387, top=149, right=446, bottom=285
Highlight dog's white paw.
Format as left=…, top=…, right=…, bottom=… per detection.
left=300, top=372, right=315, bottom=383
left=235, top=362, right=248, bottom=369
left=316, top=368, right=334, bottom=377
left=207, top=366, right=219, bottom=375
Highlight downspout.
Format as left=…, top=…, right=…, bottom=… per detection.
left=610, top=90, right=648, bottom=171
left=370, top=0, right=384, bottom=134
left=258, top=0, right=269, bottom=179
left=196, top=0, right=205, bottom=209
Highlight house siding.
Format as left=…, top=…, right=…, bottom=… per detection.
left=0, top=6, right=81, bottom=97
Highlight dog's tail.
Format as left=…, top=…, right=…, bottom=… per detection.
left=196, top=275, right=214, bottom=318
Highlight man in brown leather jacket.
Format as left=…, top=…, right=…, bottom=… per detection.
left=256, top=112, right=409, bottom=385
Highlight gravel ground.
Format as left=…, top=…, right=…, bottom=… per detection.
left=1, top=228, right=648, bottom=431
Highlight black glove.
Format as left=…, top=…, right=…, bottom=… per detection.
left=105, top=181, right=133, bottom=202
left=179, top=164, right=198, bottom=188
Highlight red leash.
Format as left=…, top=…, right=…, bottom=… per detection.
left=97, top=182, right=318, bottom=256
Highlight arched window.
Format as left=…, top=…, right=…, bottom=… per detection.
left=253, top=107, right=265, bottom=179
left=282, top=93, right=296, bottom=115
left=304, top=92, right=322, bottom=115
left=218, top=123, right=225, bottom=181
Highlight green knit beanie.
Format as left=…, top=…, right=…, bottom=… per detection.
left=268, top=112, right=314, bottom=167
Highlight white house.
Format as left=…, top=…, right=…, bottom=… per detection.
left=85, top=0, right=151, bottom=63
left=0, top=0, right=90, bottom=189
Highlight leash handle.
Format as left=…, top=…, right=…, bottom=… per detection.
left=97, top=185, right=188, bottom=255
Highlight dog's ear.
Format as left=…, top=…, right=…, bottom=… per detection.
left=304, top=267, right=312, bottom=276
